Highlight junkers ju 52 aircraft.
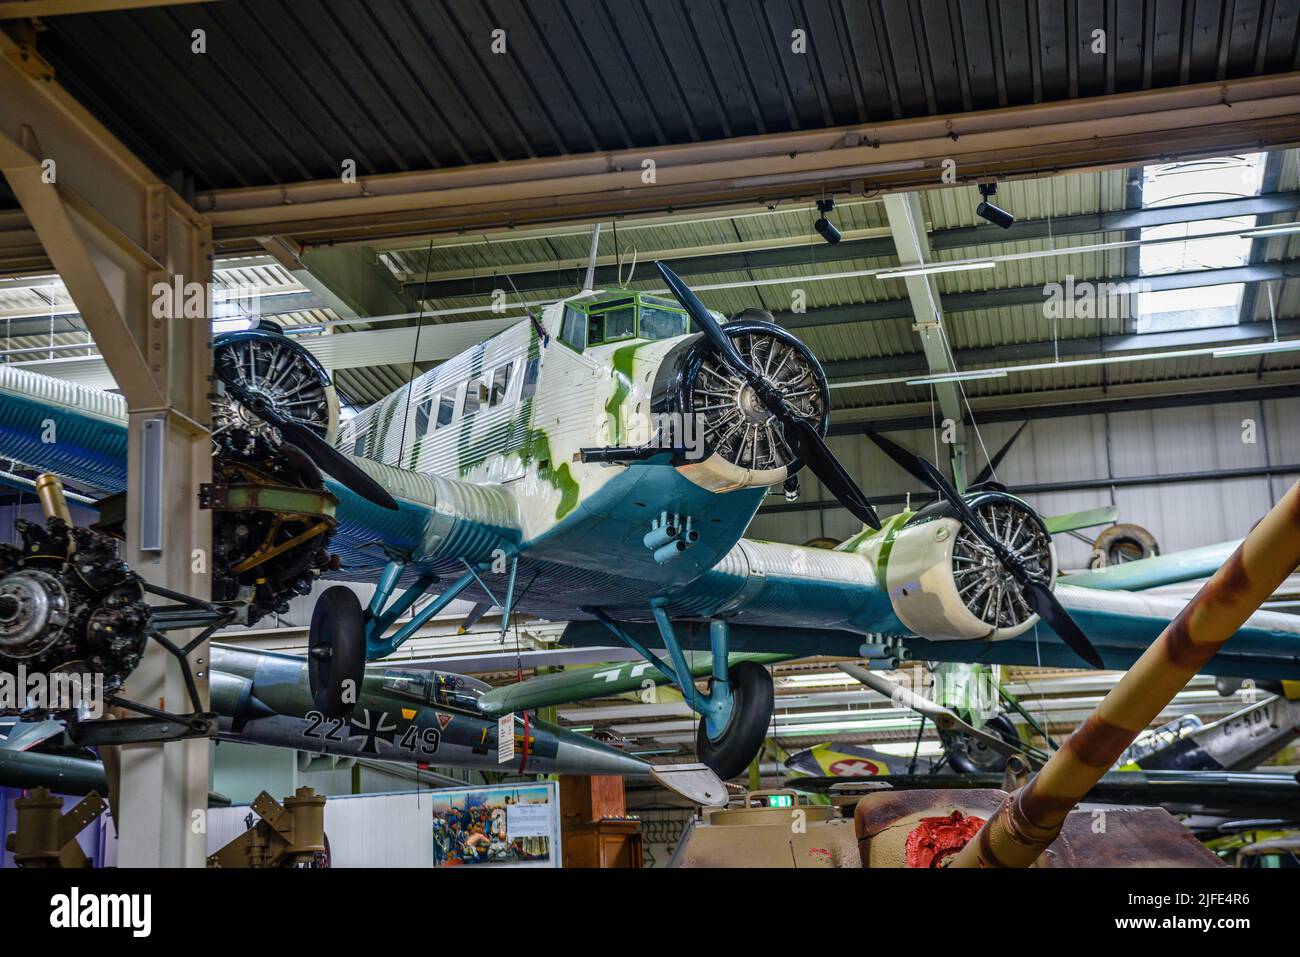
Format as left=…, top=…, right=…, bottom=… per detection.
left=2, top=260, right=1299, bottom=780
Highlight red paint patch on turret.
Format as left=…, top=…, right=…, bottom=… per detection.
left=905, top=810, right=986, bottom=868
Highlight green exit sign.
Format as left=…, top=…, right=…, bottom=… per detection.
left=767, top=794, right=793, bottom=808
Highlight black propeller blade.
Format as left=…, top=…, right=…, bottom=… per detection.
left=656, top=261, right=881, bottom=530
left=971, top=421, right=1028, bottom=488
left=217, top=375, right=400, bottom=511
left=866, top=430, right=1103, bottom=668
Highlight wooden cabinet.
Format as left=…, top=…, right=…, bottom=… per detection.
left=562, top=818, right=644, bottom=868
left=559, top=775, right=643, bottom=868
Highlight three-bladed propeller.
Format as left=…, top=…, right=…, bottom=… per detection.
left=215, top=372, right=400, bottom=511
left=865, top=429, right=1104, bottom=668
left=656, top=261, right=881, bottom=530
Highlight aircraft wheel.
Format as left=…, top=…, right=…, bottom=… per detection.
left=1089, top=523, right=1159, bottom=568
left=308, top=586, right=365, bottom=718
left=695, top=660, right=774, bottom=780
left=941, top=713, right=1021, bottom=774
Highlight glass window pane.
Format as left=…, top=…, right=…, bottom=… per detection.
left=463, top=379, right=481, bottom=416
left=641, top=305, right=688, bottom=339
left=435, top=393, right=455, bottom=429
left=603, top=306, right=636, bottom=340
left=521, top=356, right=540, bottom=400
left=414, top=397, right=432, bottom=436
left=489, top=362, right=513, bottom=406
left=560, top=306, right=586, bottom=351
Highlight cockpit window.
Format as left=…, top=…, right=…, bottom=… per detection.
left=561, top=295, right=690, bottom=351
left=382, top=670, right=429, bottom=701
left=559, top=306, right=586, bottom=352
left=641, top=305, right=689, bottom=340
left=589, top=305, right=636, bottom=344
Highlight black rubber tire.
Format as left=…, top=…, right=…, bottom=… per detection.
left=308, top=586, right=365, bottom=718
left=942, top=713, right=1021, bottom=775
left=695, top=660, right=774, bottom=780
left=1090, top=523, right=1160, bottom=568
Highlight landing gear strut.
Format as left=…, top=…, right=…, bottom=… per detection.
left=587, top=602, right=775, bottom=780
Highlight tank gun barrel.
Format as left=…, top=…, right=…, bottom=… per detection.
left=949, top=479, right=1300, bottom=868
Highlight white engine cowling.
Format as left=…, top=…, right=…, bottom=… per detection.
left=880, top=491, right=1057, bottom=642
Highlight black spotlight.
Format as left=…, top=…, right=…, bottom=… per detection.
left=814, top=199, right=842, bottom=244
left=976, top=182, right=1015, bottom=229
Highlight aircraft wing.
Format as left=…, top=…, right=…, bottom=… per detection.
left=904, top=584, right=1300, bottom=679
left=1060, top=539, right=1242, bottom=591
left=0, top=364, right=522, bottom=580
left=1043, top=504, right=1119, bottom=535
left=476, top=651, right=795, bottom=716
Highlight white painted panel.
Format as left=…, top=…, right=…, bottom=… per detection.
left=204, top=790, right=433, bottom=867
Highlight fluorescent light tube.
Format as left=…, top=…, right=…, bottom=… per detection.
left=905, top=369, right=1008, bottom=386
left=876, top=261, right=996, bottom=280
left=1240, top=223, right=1300, bottom=239
left=1212, top=340, right=1300, bottom=358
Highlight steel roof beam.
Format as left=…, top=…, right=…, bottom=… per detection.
left=193, top=74, right=1300, bottom=246
left=778, top=258, right=1300, bottom=330
left=403, top=192, right=1300, bottom=299
left=881, top=191, right=967, bottom=468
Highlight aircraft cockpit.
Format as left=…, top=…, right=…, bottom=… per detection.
left=381, top=669, right=491, bottom=712
left=557, top=290, right=698, bottom=352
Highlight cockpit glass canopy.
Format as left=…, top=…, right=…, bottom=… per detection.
left=559, top=292, right=690, bottom=351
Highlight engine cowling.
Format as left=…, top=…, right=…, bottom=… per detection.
left=652, top=317, right=830, bottom=491
left=879, top=491, right=1057, bottom=642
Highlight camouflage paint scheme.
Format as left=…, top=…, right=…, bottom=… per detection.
left=208, top=644, right=652, bottom=777
left=1, top=288, right=1299, bottom=684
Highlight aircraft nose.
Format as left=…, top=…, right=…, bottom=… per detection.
left=546, top=722, right=652, bottom=777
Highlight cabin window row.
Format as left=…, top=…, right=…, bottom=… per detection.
left=399, top=356, right=543, bottom=445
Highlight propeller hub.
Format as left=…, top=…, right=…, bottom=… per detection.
left=673, top=320, right=828, bottom=475
left=951, top=494, right=1055, bottom=631
left=736, top=383, right=771, bottom=423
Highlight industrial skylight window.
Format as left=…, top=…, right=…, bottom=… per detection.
left=1136, top=153, right=1266, bottom=333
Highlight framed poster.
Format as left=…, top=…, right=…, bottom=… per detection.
left=430, top=781, right=561, bottom=868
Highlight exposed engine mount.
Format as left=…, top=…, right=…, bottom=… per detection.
left=655, top=317, right=830, bottom=491
left=881, top=491, right=1057, bottom=642
left=0, top=517, right=149, bottom=714
left=205, top=326, right=342, bottom=625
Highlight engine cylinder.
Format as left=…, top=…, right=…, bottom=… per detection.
left=653, top=318, right=830, bottom=491
left=882, top=492, right=1057, bottom=642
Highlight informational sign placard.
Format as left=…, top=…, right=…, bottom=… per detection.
left=430, top=782, right=561, bottom=868
left=497, top=713, right=514, bottom=763
left=506, top=802, right=550, bottom=838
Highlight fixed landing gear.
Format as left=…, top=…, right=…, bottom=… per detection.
left=695, top=660, right=773, bottom=780
left=308, top=586, right=365, bottom=718
left=588, top=602, right=776, bottom=781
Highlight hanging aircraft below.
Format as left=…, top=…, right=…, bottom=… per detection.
left=2, top=262, right=1299, bottom=781
left=0, top=645, right=726, bottom=805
